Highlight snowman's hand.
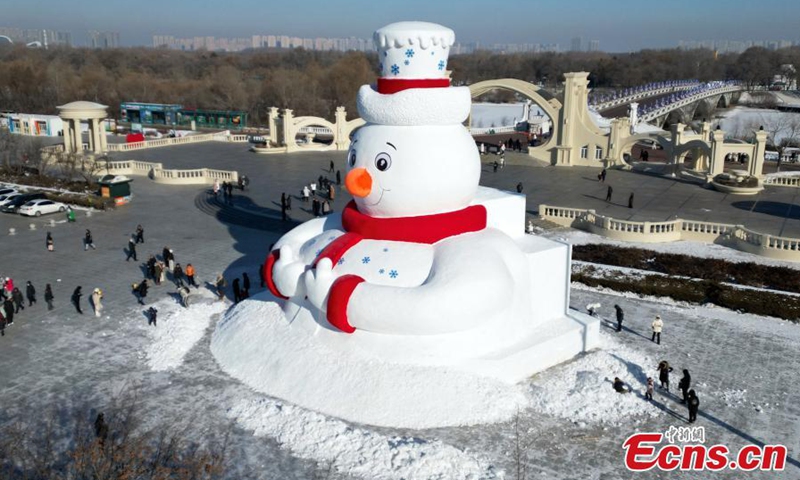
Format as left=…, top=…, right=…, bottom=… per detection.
left=271, top=245, right=307, bottom=298
left=305, top=258, right=335, bottom=311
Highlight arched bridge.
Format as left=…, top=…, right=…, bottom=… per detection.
left=590, top=80, right=701, bottom=114
left=636, top=81, right=744, bottom=128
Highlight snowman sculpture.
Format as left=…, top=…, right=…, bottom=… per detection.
left=214, top=21, right=598, bottom=429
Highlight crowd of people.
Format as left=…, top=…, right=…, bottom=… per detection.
left=607, top=304, right=701, bottom=423
left=290, top=170, right=339, bottom=221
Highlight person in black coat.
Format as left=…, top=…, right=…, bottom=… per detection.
left=242, top=273, right=251, bottom=298
left=605, top=185, right=613, bottom=202
left=137, top=280, right=149, bottom=305
left=71, top=286, right=83, bottom=314
left=0, top=310, right=5, bottom=336
left=232, top=278, right=242, bottom=303
left=84, top=229, right=96, bottom=250
left=2, top=298, right=12, bottom=325
left=516, top=182, right=524, bottom=193
left=147, top=306, right=158, bottom=326
left=172, top=263, right=184, bottom=287
left=678, top=369, right=692, bottom=404
left=25, top=281, right=36, bottom=307
left=126, top=236, right=137, bottom=261
left=657, top=360, right=673, bottom=391
left=12, top=287, right=24, bottom=313
left=336, top=170, right=341, bottom=185
left=45, top=284, right=54, bottom=311
left=687, top=390, right=700, bottom=423
left=614, top=304, right=624, bottom=332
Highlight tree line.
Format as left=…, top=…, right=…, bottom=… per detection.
left=0, top=44, right=797, bottom=126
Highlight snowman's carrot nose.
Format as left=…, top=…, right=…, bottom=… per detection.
left=345, top=168, right=372, bottom=198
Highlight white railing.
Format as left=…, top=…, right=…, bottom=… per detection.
left=639, top=85, right=743, bottom=123
left=298, top=126, right=333, bottom=135
left=105, top=132, right=231, bottom=152
left=764, top=175, right=800, bottom=188
left=538, top=204, right=800, bottom=261
left=592, top=84, right=700, bottom=111
left=469, top=125, right=518, bottom=135
left=97, top=159, right=237, bottom=186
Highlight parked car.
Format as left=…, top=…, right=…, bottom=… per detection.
left=0, top=187, right=17, bottom=197
left=1, top=192, right=47, bottom=213
left=0, top=192, right=23, bottom=207
left=18, top=199, right=67, bottom=217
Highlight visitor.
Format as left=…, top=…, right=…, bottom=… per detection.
left=322, top=200, right=331, bottom=215
left=336, top=170, right=341, bottom=185
left=12, top=287, right=24, bottom=313
left=185, top=264, right=197, bottom=288
left=71, top=286, right=83, bottom=314
left=25, top=281, right=36, bottom=307
left=329, top=184, right=335, bottom=201
left=657, top=360, right=673, bottom=391
left=302, top=186, right=310, bottom=202
left=0, top=310, right=5, bottom=336
left=329, top=160, right=335, bottom=173
left=45, top=284, right=54, bottom=311
left=312, top=199, right=321, bottom=217
left=46, top=232, right=54, bottom=252
left=179, top=286, right=191, bottom=308
left=525, top=220, right=534, bottom=234
left=135, top=224, right=145, bottom=244
left=84, top=229, right=96, bottom=251
left=233, top=278, right=242, bottom=303
left=614, top=304, right=624, bottom=332
left=213, top=179, right=220, bottom=198
left=135, top=280, right=148, bottom=305
left=67, top=207, right=76, bottom=223
left=687, top=390, right=700, bottom=423
left=242, top=272, right=251, bottom=298
left=153, top=261, right=163, bottom=286
left=613, top=377, right=628, bottom=393
left=310, top=181, right=317, bottom=195
left=126, top=236, right=137, bottom=262
left=516, top=182, right=523, bottom=193
left=173, top=263, right=184, bottom=287
left=147, top=306, right=158, bottom=327
left=91, top=288, right=104, bottom=318
left=678, top=369, right=691, bottom=404
left=651, top=315, right=663, bottom=344
left=215, top=274, right=227, bottom=301
left=628, top=192, right=634, bottom=209
left=605, top=185, right=613, bottom=202
left=645, top=377, right=654, bottom=401
left=586, top=303, right=600, bottom=317
left=493, top=161, right=498, bottom=173
left=3, top=296, right=13, bottom=325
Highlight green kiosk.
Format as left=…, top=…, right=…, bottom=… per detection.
left=98, top=175, right=133, bottom=206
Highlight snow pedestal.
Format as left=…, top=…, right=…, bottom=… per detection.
left=211, top=187, right=599, bottom=429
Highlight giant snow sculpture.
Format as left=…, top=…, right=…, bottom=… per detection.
left=212, top=21, right=600, bottom=429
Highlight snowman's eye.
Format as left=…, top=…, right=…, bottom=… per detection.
left=348, top=150, right=357, bottom=167
left=375, top=153, right=392, bottom=172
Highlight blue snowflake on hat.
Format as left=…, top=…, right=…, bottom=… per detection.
left=438, top=60, right=446, bottom=71
left=391, top=64, right=400, bottom=75
left=405, top=48, right=414, bottom=58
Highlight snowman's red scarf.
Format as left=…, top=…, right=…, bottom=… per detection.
left=265, top=201, right=487, bottom=333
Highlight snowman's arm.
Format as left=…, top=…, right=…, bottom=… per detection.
left=273, top=214, right=342, bottom=251
left=264, top=214, right=342, bottom=298
left=327, top=243, right=515, bottom=335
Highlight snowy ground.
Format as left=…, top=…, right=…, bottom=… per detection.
left=718, top=106, right=800, bottom=144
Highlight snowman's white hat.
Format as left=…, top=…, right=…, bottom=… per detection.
left=357, top=21, right=470, bottom=126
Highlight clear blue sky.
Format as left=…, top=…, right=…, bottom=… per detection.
left=5, top=0, right=799, bottom=51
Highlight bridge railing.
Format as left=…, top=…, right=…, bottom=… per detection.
left=469, top=125, right=518, bottom=135
left=538, top=203, right=800, bottom=261
left=592, top=84, right=700, bottom=111
left=638, top=85, right=743, bottom=123
left=298, top=126, right=333, bottom=135
left=763, top=175, right=800, bottom=188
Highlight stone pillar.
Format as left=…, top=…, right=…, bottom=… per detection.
left=709, top=129, right=726, bottom=177
left=701, top=121, right=711, bottom=141
left=87, top=119, right=95, bottom=152
left=72, top=120, right=82, bottom=152
left=100, top=119, right=108, bottom=152
left=268, top=107, right=279, bottom=146
left=752, top=129, right=769, bottom=178
left=282, top=109, right=295, bottom=151
left=63, top=119, right=73, bottom=153
left=334, top=106, right=348, bottom=151
left=93, top=117, right=103, bottom=153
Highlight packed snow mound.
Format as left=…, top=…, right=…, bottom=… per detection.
left=528, top=335, right=659, bottom=426
left=145, top=293, right=227, bottom=371
left=211, top=295, right=529, bottom=429
left=229, top=397, right=500, bottom=480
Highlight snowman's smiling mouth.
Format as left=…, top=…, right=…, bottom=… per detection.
left=366, top=187, right=390, bottom=206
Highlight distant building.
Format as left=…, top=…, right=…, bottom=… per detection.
left=571, top=37, right=583, bottom=52
left=119, top=102, right=248, bottom=130
left=588, top=40, right=600, bottom=52
left=5, top=113, right=64, bottom=137
left=0, top=27, right=71, bottom=47
left=88, top=31, right=120, bottom=49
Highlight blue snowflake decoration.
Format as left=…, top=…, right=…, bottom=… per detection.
left=391, top=64, right=400, bottom=75
left=389, top=270, right=398, bottom=279
left=379, top=268, right=385, bottom=274
left=362, top=256, right=371, bottom=264
left=405, top=48, right=414, bottom=58
left=337, top=257, right=345, bottom=265
left=383, top=248, right=389, bottom=252
left=438, top=60, right=446, bottom=71
left=383, top=51, right=388, bottom=57
left=431, top=51, right=435, bottom=56
left=404, top=60, right=410, bottom=66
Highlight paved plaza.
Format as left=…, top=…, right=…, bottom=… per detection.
left=0, top=143, right=799, bottom=478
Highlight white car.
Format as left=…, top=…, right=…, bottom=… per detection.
left=0, top=192, right=22, bottom=207
left=18, top=199, right=67, bottom=217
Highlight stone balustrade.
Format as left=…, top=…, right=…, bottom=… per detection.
left=539, top=204, right=800, bottom=261
left=98, top=159, right=237, bottom=186
left=764, top=175, right=800, bottom=188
